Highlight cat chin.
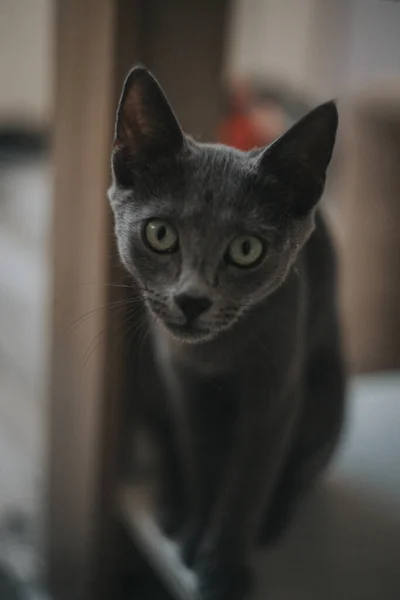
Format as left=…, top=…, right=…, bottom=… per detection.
left=162, top=322, right=220, bottom=345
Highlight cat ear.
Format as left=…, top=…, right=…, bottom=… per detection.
left=258, top=101, right=338, bottom=215
left=114, top=66, right=184, bottom=159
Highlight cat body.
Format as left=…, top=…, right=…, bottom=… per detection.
left=109, top=67, right=345, bottom=600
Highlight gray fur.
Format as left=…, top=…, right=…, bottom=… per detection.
left=109, top=67, right=346, bottom=600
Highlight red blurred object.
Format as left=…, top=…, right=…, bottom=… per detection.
left=218, top=78, right=286, bottom=151
left=218, top=112, right=262, bottom=151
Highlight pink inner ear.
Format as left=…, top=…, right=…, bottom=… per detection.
left=120, top=85, right=164, bottom=152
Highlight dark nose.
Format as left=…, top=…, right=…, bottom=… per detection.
left=174, top=293, right=212, bottom=322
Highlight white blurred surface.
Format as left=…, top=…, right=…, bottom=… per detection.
left=0, top=157, right=51, bottom=589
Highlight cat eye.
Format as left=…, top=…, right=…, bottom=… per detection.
left=144, top=219, right=179, bottom=253
left=226, top=236, right=264, bottom=268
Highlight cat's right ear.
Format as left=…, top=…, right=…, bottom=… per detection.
left=114, top=66, right=184, bottom=160
left=258, top=101, right=338, bottom=216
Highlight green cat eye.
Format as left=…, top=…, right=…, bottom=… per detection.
left=227, top=235, right=264, bottom=268
left=144, top=219, right=178, bottom=253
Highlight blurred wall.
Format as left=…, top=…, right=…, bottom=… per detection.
left=344, top=0, right=400, bottom=90
left=225, top=0, right=351, bottom=100
left=0, top=0, right=53, bottom=126
left=226, top=0, right=400, bottom=99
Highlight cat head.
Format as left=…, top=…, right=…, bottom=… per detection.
left=109, top=67, right=338, bottom=343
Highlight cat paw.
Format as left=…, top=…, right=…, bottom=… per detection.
left=196, top=559, right=252, bottom=600
left=179, top=524, right=204, bottom=567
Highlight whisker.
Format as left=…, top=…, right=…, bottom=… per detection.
left=66, top=295, right=145, bottom=334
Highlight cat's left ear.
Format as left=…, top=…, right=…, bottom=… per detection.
left=114, top=66, right=184, bottom=160
left=258, top=101, right=338, bottom=215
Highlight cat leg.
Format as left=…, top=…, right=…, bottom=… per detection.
left=256, top=442, right=331, bottom=546
left=148, top=414, right=187, bottom=538
left=258, top=344, right=345, bottom=546
left=179, top=409, right=232, bottom=568
left=187, top=384, right=297, bottom=600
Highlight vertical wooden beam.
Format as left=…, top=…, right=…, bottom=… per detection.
left=47, top=1, right=118, bottom=598
left=340, top=93, right=400, bottom=372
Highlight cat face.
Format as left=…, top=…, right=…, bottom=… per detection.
left=109, top=67, right=338, bottom=343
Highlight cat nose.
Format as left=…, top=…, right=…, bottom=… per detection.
left=174, top=293, right=212, bottom=322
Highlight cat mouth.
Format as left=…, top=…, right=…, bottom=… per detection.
left=147, top=303, right=217, bottom=342
left=163, top=320, right=213, bottom=342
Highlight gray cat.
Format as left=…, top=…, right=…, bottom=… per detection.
left=109, top=67, right=346, bottom=600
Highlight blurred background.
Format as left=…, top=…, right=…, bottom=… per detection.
left=0, top=1, right=399, bottom=599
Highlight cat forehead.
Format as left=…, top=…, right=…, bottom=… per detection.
left=112, top=140, right=284, bottom=230
left=180, top=143, right=285, bottom=221
left=176, top=142, right=257, bottom=207
left=185, top=141, right=253, bottom=183
left=144, top=167, right=278, bottom=235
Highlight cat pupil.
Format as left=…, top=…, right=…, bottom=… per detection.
left=242, top=239, right=251, bottom=255
left=157, top=226, right=166, bottom=241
